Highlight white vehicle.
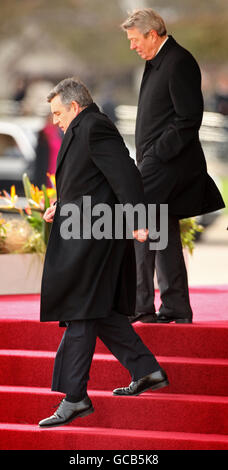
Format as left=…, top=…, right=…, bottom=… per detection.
left=0, top=117, right=44, bottom=194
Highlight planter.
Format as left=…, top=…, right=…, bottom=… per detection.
left=0, top=248, right=189, bottom=296
left=0, top=253, right=44, bottom=295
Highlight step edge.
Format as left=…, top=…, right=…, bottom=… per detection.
left=1, top=422, right=228, bottom=442
left=1, top=385, right=228, bottom=403
left=1, top=318, right=228, bottom=330
left=1, top=349, right=228, bottom=365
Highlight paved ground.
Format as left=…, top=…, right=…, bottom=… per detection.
left=188, top=212, right=228, bottom=286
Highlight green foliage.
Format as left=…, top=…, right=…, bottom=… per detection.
left=180, top=218, right=204, bottom=254
left=21, top=230, right=46, bottom=257
left=0, top=217, right=6, bottom=252
left=25, top=214, right=43, bottom=233
left=221, top=178, right=228, bottom=213
left=41, top=184, right=51, bottom=246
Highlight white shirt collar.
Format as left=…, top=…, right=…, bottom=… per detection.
left=156, top=36, right=169, bottom=56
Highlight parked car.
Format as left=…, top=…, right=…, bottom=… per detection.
left=0, top=117, right=44, bottom=195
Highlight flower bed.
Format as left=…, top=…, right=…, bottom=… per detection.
left=0, top=173, right=55, bottom=295
left=0, top=173, right=202, bottom=295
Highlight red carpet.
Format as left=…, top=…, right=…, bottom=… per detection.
left=0, top=286, right=228, bottom=450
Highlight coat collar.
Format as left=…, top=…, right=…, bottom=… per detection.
left=146, top=35, right=176, bottom=70
left=55, top=126, right=73, bottom=174
left=55, top=102, right=100, bottom=174
left=69, top=102, right=100, bottom=130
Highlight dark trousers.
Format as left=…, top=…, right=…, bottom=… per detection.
left=52, top=310, right=160, bottom=399
left=135, top=215, right=193, bottom=319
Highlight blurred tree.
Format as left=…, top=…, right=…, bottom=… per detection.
left=0, top=0, right=227, bottom=67
left=0, top=0, right=227, bottom=101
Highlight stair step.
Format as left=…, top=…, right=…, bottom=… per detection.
left=1, top=422, right=228, bottom=450
left=0, top=386, right=228, bottom=435
left=1, top=350, right=228, bottom=397
left=1, top=288, right=228, bottom=451
left=1, top=318, right=228, bottom=359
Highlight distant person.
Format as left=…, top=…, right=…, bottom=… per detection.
left=121, top=9, right=225, bottom=324
left=101, top=97, right=117, bottom=123
left=214, top=78, right=228, bottom=115
left=33, top=114, right=63, bottom=188
left=13, top=78, right=27, bottom=103
left=100, top=83, right=118, bottom=123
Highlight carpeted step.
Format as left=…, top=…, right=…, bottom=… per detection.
left=1, top=349, right=228, bottom=397
left=0, top=386, right=228, bottom=436
left=1, top=289, right=228, bottom=451
left=1, top=422, right=228, bottom=450
left=1, top=319, right=228, bottom=359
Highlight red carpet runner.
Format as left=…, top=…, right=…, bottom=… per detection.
left=0, top=286, right=228, bottom=450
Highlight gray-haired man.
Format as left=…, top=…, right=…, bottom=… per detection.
left=122, top=9, right=225, bottom=324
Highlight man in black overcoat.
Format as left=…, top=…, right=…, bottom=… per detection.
left=38, top=78, right=169, bottom=427
left=122, top=9, right=225, bottom=324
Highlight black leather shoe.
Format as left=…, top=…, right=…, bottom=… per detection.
left=113, top=369, right=169, bottom=396
left=129, top=312, right=157, bottom=324
left=38, top=395, right=94, bottom=428
left=156, top=314, right=192, bottom=324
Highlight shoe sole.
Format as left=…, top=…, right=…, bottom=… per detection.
left=38, top=406, right=94, bottom=428
left=130, top=316, right=157, bottom=324
left=158, top=319, right=192, bottom=324
left=113, top=379, right=169, bottom=397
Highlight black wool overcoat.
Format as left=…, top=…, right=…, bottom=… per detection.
left=40, top=103, right=145, bottom=323
left=136, top=36, right=225, bottom=218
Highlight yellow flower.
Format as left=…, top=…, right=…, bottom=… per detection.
left=47, top=173, right=56, bottom=188
left=30, top=184, right=44, bottom=205
left=11, top=185, right=16, bottom=203
left=46, top=188, right=56, bottom=198
left=0, top=185, right=18, bottom=208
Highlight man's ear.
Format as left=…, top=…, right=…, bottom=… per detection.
left=71, top=100, right=80, bottom=115
left=148, top=29, right=158, bottom=41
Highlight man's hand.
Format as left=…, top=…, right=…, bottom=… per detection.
left=43, top=203, right=56, bottom=223
left=132, top=228, right=149, bottom=242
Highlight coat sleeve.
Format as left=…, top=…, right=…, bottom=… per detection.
left=88, top=118, right=145, bottom=230
left=149, top=54, right=204, bottom=163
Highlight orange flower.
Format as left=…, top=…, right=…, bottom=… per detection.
left=25, top=207, right=32, bottom=215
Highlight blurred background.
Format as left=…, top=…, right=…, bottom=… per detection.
left=0, top=0, right=227, bottom=285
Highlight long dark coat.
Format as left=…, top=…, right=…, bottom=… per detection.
left=136, top=35, right=225, bottom=218
left=40, top=103, right=145, bottom=323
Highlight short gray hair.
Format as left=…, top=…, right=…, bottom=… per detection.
left=47, top=77, right=93, bottom=107
left=121, top=8, right=167, bottom=37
